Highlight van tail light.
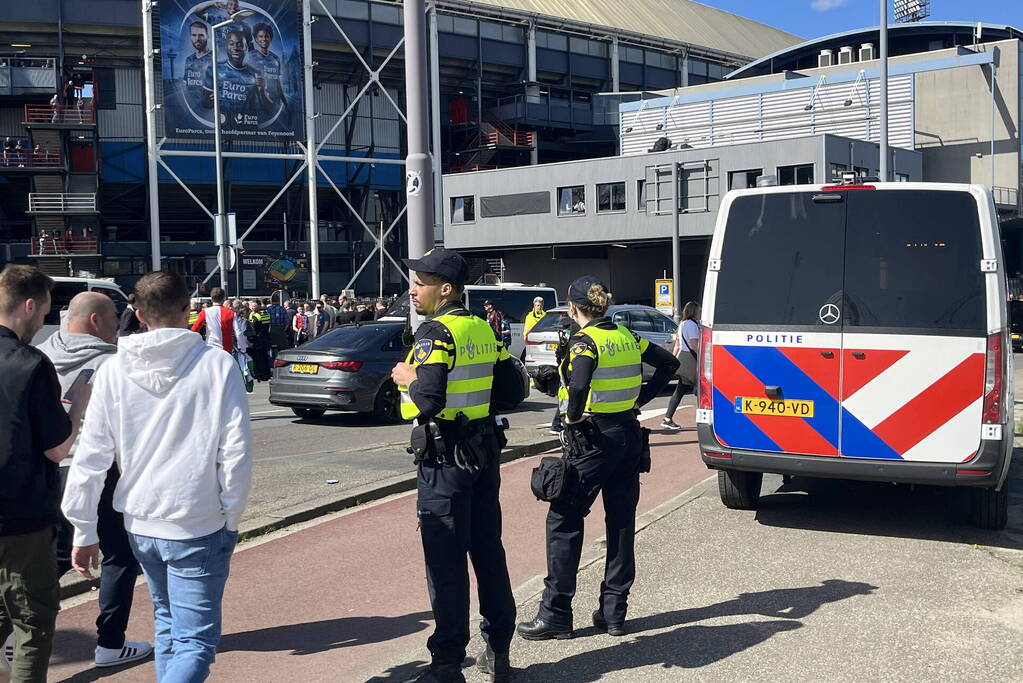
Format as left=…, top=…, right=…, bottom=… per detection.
left=982, top=332, right=1005, bottom=423
left=698, top=325, right=713, bottom=410
left=320, top=360, right=363, bottom=372
left=273, top=359, right=288, bottom=368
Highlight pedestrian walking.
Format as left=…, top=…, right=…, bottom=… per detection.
left=0, top=265, right=85, bottom=683
left=483, top=300, right=503, bottom=340
left=190, top=287, right=247, bottom=354
left=247, top=300, right=272, bottom=381
left=318, top=294, right=336, bottom=332
left=519, top=276, right=677, bottom=640
left=391, top=248, right=526, bottom=683
left=62, top=270, right=252, bottom=683
left=312, top=302, right=331, bottom=339
left=39, top=292, right=154, bottom=669
left=662, top=301, right=702, bottom=431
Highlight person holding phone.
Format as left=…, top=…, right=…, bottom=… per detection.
left=39, top=291, right=154, bottom=669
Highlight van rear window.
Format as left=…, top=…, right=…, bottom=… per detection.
left=843, top=190, right=985, bottom=332
left=715, top=192, right=846, bottom=326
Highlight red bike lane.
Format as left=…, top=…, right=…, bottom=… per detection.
left=48, top=412, right=709, bottom=682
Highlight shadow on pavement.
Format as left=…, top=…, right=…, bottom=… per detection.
left=754, top=473, right=1023, bottom=550
left=217, top=611, right=433, bottom=656
left=513, top=580, right=874, bottom=681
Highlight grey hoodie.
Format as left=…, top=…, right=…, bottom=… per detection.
left=38, top=330, right=117, bottom=463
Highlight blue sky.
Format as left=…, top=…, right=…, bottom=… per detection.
left=701, top=0, right=1023, bottom=40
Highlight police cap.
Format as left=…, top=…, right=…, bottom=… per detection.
left=403, top=247, right=469, bottom=286
left=567, top=275, right=608, bottom=304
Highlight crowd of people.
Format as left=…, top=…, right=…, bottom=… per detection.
left=1, top=138, right=53, bottom=168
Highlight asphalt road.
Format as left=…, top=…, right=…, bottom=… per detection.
left=241, top=381, right=678, bottom=529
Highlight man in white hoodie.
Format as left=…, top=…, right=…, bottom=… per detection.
left=62, top=271, right=252, bottom=682
left=39, top=292, right=153, bottom=669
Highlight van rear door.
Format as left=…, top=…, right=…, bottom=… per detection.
left=838, top=188, right=988, bottom=463
left=709, top=191, right=845, bottom=456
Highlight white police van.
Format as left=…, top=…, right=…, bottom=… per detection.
left=696, top=180, right=1014, bottom=529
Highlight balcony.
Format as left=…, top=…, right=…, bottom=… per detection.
left=993, top=186, right=1021, bottom=215
left=28, top=193, right=97, bottom=214
left=0, top=58, right=57, bottom=96
left=23, top=104, right=96, bottom=127
left=0, top=149, right=63, bottom=171
left=30, top=236, right=100, bottom=256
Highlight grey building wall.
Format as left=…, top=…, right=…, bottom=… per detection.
left=442, top=134, right=922, bottom=251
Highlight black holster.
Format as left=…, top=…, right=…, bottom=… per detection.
left=562, top=420, right=602, bottom=460
left=408, top=420, right=447, bottom=464
left=494, top=415, right=509, bottom=451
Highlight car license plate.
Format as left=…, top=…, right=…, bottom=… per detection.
left=546, top=343, right=558, bottom=351
left=735, top=397, right=814, bottom=418
left=290, top=363, right=319, bottom=375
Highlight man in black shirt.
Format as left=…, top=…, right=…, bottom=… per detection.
left=0, top=265, right=85, bottom=682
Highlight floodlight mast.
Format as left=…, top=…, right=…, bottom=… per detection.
left=893, top=0, right=931, bottom=24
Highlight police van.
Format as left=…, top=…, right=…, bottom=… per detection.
left=696, top=180, right=1014, bottom=529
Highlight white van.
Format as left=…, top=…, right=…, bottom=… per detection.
left=380, top=283, right=558, bottom=358
left=696, top=181, right=1013, bottom=529
left=31, top=276, right=130, bottom=345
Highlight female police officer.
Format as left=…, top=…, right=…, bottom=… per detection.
left=518, top=275, right=678, bottom=640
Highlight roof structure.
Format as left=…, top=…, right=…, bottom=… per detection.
left=456, top=0, right=802, bottom=60
left=728, top=21, right=1023, bottom=78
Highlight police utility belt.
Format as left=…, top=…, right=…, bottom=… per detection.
left=407, top=414, right=509, bottom=472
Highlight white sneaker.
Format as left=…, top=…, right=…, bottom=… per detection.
left=2, top=634, right=12, bottom=663
left=94, top=641, right=153, bottom=668
left=660, top=419, right=683, bottom=431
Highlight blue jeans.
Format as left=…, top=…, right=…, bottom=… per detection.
left=128, top=527, right=238, bottom=682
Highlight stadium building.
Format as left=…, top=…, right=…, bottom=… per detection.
left=0, top=0, right=798, bottom=295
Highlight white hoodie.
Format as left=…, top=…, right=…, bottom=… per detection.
left=62, top=328, right=252, bottom=546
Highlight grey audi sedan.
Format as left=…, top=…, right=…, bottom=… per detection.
left=269, top=322, right=407, bottom=421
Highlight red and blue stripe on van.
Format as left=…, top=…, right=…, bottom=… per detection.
left=710, top=332, right=987, bottom=462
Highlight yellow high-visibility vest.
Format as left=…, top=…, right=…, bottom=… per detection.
left=524, top=309, right=546, bottom=333
left=398, top=312, right=503, bottom=421
left=558, top=324, right=645, bottom=414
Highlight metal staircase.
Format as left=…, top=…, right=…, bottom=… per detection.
left=450, top=113, right=536, bottom=173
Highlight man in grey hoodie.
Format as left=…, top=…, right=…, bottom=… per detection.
left=38, top=292, right=153, bottom=669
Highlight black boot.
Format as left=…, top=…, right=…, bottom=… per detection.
left=592, top=609, right=627, bottom=637
left=516, top=614, right=573, bottom=641
left=404, top=662, right=466, bottom=683
left=476, top=645, right=512, bottom=683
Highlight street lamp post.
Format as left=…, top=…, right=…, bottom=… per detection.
left=209, top=9, right=253, bottom=294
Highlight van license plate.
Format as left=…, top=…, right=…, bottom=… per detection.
left=735, top=397, right=814, bottom=418
left=546, top=343, right=558, bottom=351
left=290, top=363, right=319, bottom=374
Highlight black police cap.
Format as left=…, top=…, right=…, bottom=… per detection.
left=567, top=275, right=608, bottom=304
left=402, top=247, right=469, bottom=286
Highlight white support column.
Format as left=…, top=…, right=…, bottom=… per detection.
left=681, top=50, right=689, bottom=88
left=141, top=1, right=162, bottom=272
left=527, top=21, right=537, bottom=82
left=429, top=2, right=443, bottom=243
left=303, top=0, right=320, bottom=298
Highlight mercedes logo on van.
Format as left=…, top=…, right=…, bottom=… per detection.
left=818, top=304, right=841, bottom=325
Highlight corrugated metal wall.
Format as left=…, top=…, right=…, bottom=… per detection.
left=621, top=73, right=914, bottom=155
left=0, top=106, right=27, bottom=138
left=98, top=67, right=146, bottom=140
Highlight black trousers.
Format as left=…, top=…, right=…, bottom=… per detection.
left=540, top=416, right=642, bottom=627
left=416, top=434, right=516, bottom=666
left=57, top=465, right=140, bottom=650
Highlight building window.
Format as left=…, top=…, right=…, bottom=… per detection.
left=451, top=196, right=475, bottom=223
left=370, top=1, right=402, bottom=24
left=896, top=172, right=910, bottom=182
left=557, top=186, right=586, bottom=215
left=778, top=164, right=814, bottom=186
left=829, top=163, right=849, bottom=183
left=637, top=179, right=647, bottom=212
left=853, top=166, right=870, bottom=180
left=597, top=182, right=626, bottom=213
left=728, top=169, right=762, bottom=191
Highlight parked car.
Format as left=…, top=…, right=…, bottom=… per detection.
left=270, top=321, right=407, bottom=421
left=1010, top=300, right=1023, bottom=352
left=270, top=319, right=532, bottom=422
left=523, top=304, right=678, bottom=379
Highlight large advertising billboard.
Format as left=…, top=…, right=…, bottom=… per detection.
left=160, top=1, right=303, bottom=141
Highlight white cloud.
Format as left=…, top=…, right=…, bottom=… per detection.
left=811, top=0, right=847, bottom=11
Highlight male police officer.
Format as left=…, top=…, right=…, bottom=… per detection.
left=391, top=248, right=525, bottom=683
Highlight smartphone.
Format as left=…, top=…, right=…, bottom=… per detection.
left=62, top=368, right=95, bottom=404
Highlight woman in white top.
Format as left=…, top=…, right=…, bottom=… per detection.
left=662, top=301, right=701, bottom=431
